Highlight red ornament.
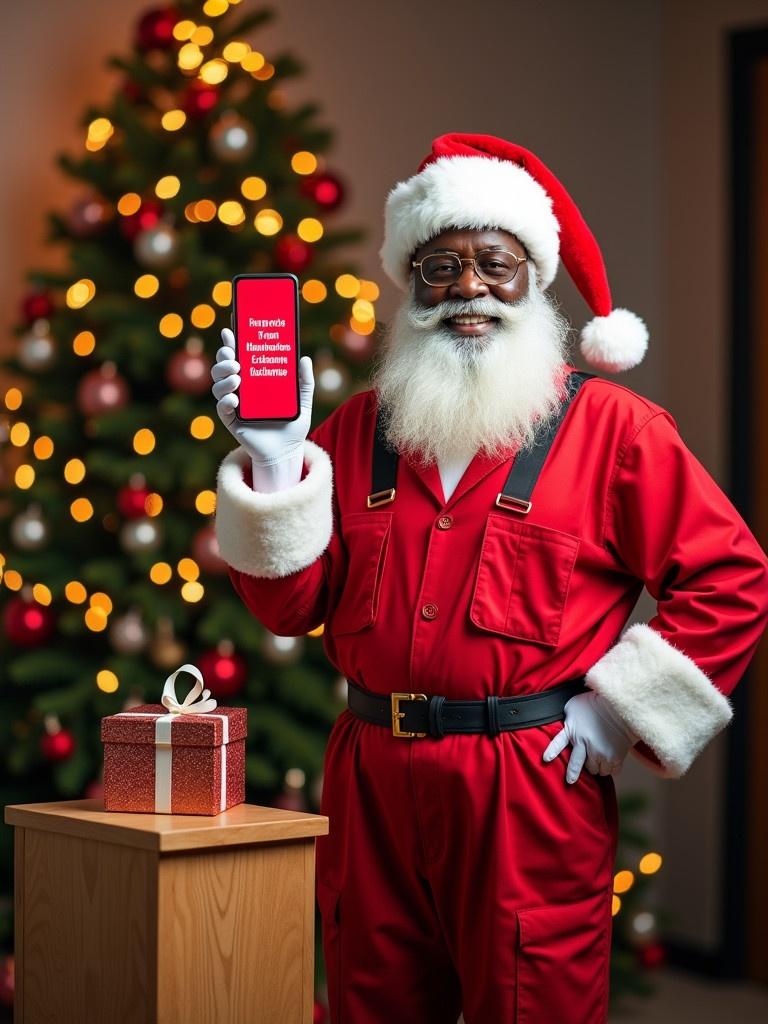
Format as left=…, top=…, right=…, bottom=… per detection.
left=40, top=727, right=76, bottom=762
left=77, top=362, right=130, bottom=416
left=0, top=955, right=14, bottom=1008
left=118, top=480, right=151, bottom=518
left=273, top=234, right=314, bottom=274
left=135, top=6, right=179, bottom=51
left=20, top=288, right=54, bottom=323
left=166, top=339, right=211, bottom=395
left=299, top=171, right=345, bottom=212
left=637, top=941, right=666, bottom=970
left=119, top=197, right=164, bottom=242
left=197, top=642, right=247, bottom=699
left=182, top=80, right=220, bottom=119
left=192, top=524, right=229, bottom=574
left=3, top=595, right=56, bottom=647
left=67, top=193, right=112, bottom=238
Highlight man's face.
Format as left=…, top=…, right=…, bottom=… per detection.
left=411, top=227, right=529, bottom=339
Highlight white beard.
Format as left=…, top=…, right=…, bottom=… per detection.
left=369, top=270, right=574, bottom=467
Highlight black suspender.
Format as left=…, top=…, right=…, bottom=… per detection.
left=366, top=370, right=596, bottom=512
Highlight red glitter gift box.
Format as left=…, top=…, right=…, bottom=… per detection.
left=100, top=664, right=247, bottom=816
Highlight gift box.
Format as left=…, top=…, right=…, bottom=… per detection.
left=100, top=664, right=247, bottom=815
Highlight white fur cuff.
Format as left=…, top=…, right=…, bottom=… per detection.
left=585, top=623, right=733, bottom=778
left=214, top=440, right=333, bottom=578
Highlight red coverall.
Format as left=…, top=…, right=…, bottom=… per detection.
left=223, top=369, right=768, bottom=1023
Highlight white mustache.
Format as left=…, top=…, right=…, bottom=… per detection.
left=403, top=293, right=531, bottom=331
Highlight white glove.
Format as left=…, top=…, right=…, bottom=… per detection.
left=542, top=690, right=640, bottom=784
left=211, top=327, right=315, bottom=493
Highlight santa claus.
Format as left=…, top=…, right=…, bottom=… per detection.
left=211, top=133, right=768, bottom=1023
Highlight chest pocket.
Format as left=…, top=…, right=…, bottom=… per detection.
left=330, top=510, right=393, bottom=635
left=470, top=513, right=580, bottom=647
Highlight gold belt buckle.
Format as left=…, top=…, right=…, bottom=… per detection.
left=391, top=692, right=428, bottom=737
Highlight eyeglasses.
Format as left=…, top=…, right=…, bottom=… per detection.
left=411, top=248, right=527, bottom=288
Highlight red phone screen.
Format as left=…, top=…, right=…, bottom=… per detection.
left=233, top=274, right=300, bottom=421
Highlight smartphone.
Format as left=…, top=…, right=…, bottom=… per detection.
left=231, top=273, right=301, bottom=422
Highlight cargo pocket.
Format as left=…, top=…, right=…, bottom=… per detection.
left=330, top=510, right=393, bottom=635
left=515, top=887, right=612, bottom=1024
left=316, top=879, right=342, bottom=1023
left=469, top=512, right=579, bottom=646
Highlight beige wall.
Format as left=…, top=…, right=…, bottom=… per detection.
left=3, top=0, right=768, bottom=955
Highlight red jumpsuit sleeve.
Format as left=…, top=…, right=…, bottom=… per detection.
left=214, top=417, right=342, bottom=636
left=584, top=410, right=768, bottom=777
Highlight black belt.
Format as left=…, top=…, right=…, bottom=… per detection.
left=346, top=676, right=588, bottom=739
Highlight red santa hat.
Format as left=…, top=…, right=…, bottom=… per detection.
left=378, top=132, right=649, bottom=373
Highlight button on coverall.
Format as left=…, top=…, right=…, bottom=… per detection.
left=214, top=367, right=768, bottom=1023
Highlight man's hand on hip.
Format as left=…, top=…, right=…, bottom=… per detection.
left=542, top=690, right=639, bottom=784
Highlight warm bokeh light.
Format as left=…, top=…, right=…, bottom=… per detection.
left=173, top=19, right=196, bottom=40
left=203, top=0, right=229, bottom=16
left=335, top=274, right=360, bottom=298
left=4, top=570, right=23, bottom=591
left=302, top=279, right=327, bottom=303
left=223, top=40, right=250, bottom=62
left=194, top=199, right=217, bottom=222
left=10, top=422, right=30, bottom=446
left=155, top=175, right=181, bottom=199
left=145, top=492, right=163, bottom=516
left=159, top=313, right=184, bottom=338
left=254, top=209, right=283, bottom=235
left=199, top=59, right=228, bottom=85
left=133, top=428, right=156, bottom=455
left=134, top=274, right=160, bottom=299
left=150, top=561, right=172, bottom=584
left=184, top=202, right=199, bottom=223
left=84, top=606, right=108, bottom=631
left=349, top=316, right=375, bottom=335
left=161, top=109, right=187, bottom=131
left=15, top=465, right=35, bottom=489
left=190, top=415, right=215, bottom=440
left=117, top=192, right=142, bottom=216
left=4, top=387, right=23, bottom=411
left=70, top=497, right=94, bottom=522
left=291, top=151, right=317, bottom=175
left=65, top=580, right=88, bottom=604
left=358, top=280, right=381, bottom=301
left=33, top=435, right=54, bottom=460
left=191, top=25, right=214, bottom=45
left=191, top=304, right=216, bottom=328
left=177, top=557, right=200, bottom=581
left=66, top=279, right=96, bottom=309
left=97, top=669, right=119, bottom=693
left=32, top=583, right=52, bottom=606
left=241, top=175, right=267, bottom=200
left=612, top=895, right=621, bottom=916
left=307, top=623, right=325, bottom=637
left=613, top=870, right=634, bottom=894
left=297, top=217, right=323, bottom=242
left=195, top=490, right=216, bottom=515
left=86, top=117, right=114, bottom=151
left=90, top=592, right=113, bottom=613
left=64, top=458, right=86, bottom=484
left=181, top=580, right=205, bottom=602
left=240, top=51, right=265, bottom=73
left=352, top=299, right=375, bottom=322
left=178, top=42, right=203, bottom=70
left=218, top=200, right=245, bottom=226
left=73, top=329, right=96, bottom=356
left=212, top=281, right=232, bottom=306
left=252, top=63, right=275, bottom=81
left=639, top=852, right=663, bottom=875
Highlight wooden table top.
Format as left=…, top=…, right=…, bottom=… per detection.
left=4, top=798, right=329, bottom=852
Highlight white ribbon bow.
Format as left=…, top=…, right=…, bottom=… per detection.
left=161, top=663, right=219, bottom=716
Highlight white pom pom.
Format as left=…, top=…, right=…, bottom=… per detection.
left=579, top=308, right=649, bottom=373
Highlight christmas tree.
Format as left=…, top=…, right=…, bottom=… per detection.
left=0, top=1, right=374, bottom=1008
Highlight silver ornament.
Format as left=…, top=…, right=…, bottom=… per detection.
left=119, top=516, right=162, bottom=553
left=314, top=349, right=349, bottom=400
left=209, top=112, right=255, bottom=162
left=18, top=319, right=56, bottom=371
left=134, top=222, right=179, bottom=269
left=10, top=504, right=49, bottom=550
left=109, top=608, right=149, bottom=655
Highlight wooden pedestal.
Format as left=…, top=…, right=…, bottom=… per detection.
left=4, top=798, right=329, bottom=1024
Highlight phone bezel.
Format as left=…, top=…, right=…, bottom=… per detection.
left=231, top=272, right=301, bottom=423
